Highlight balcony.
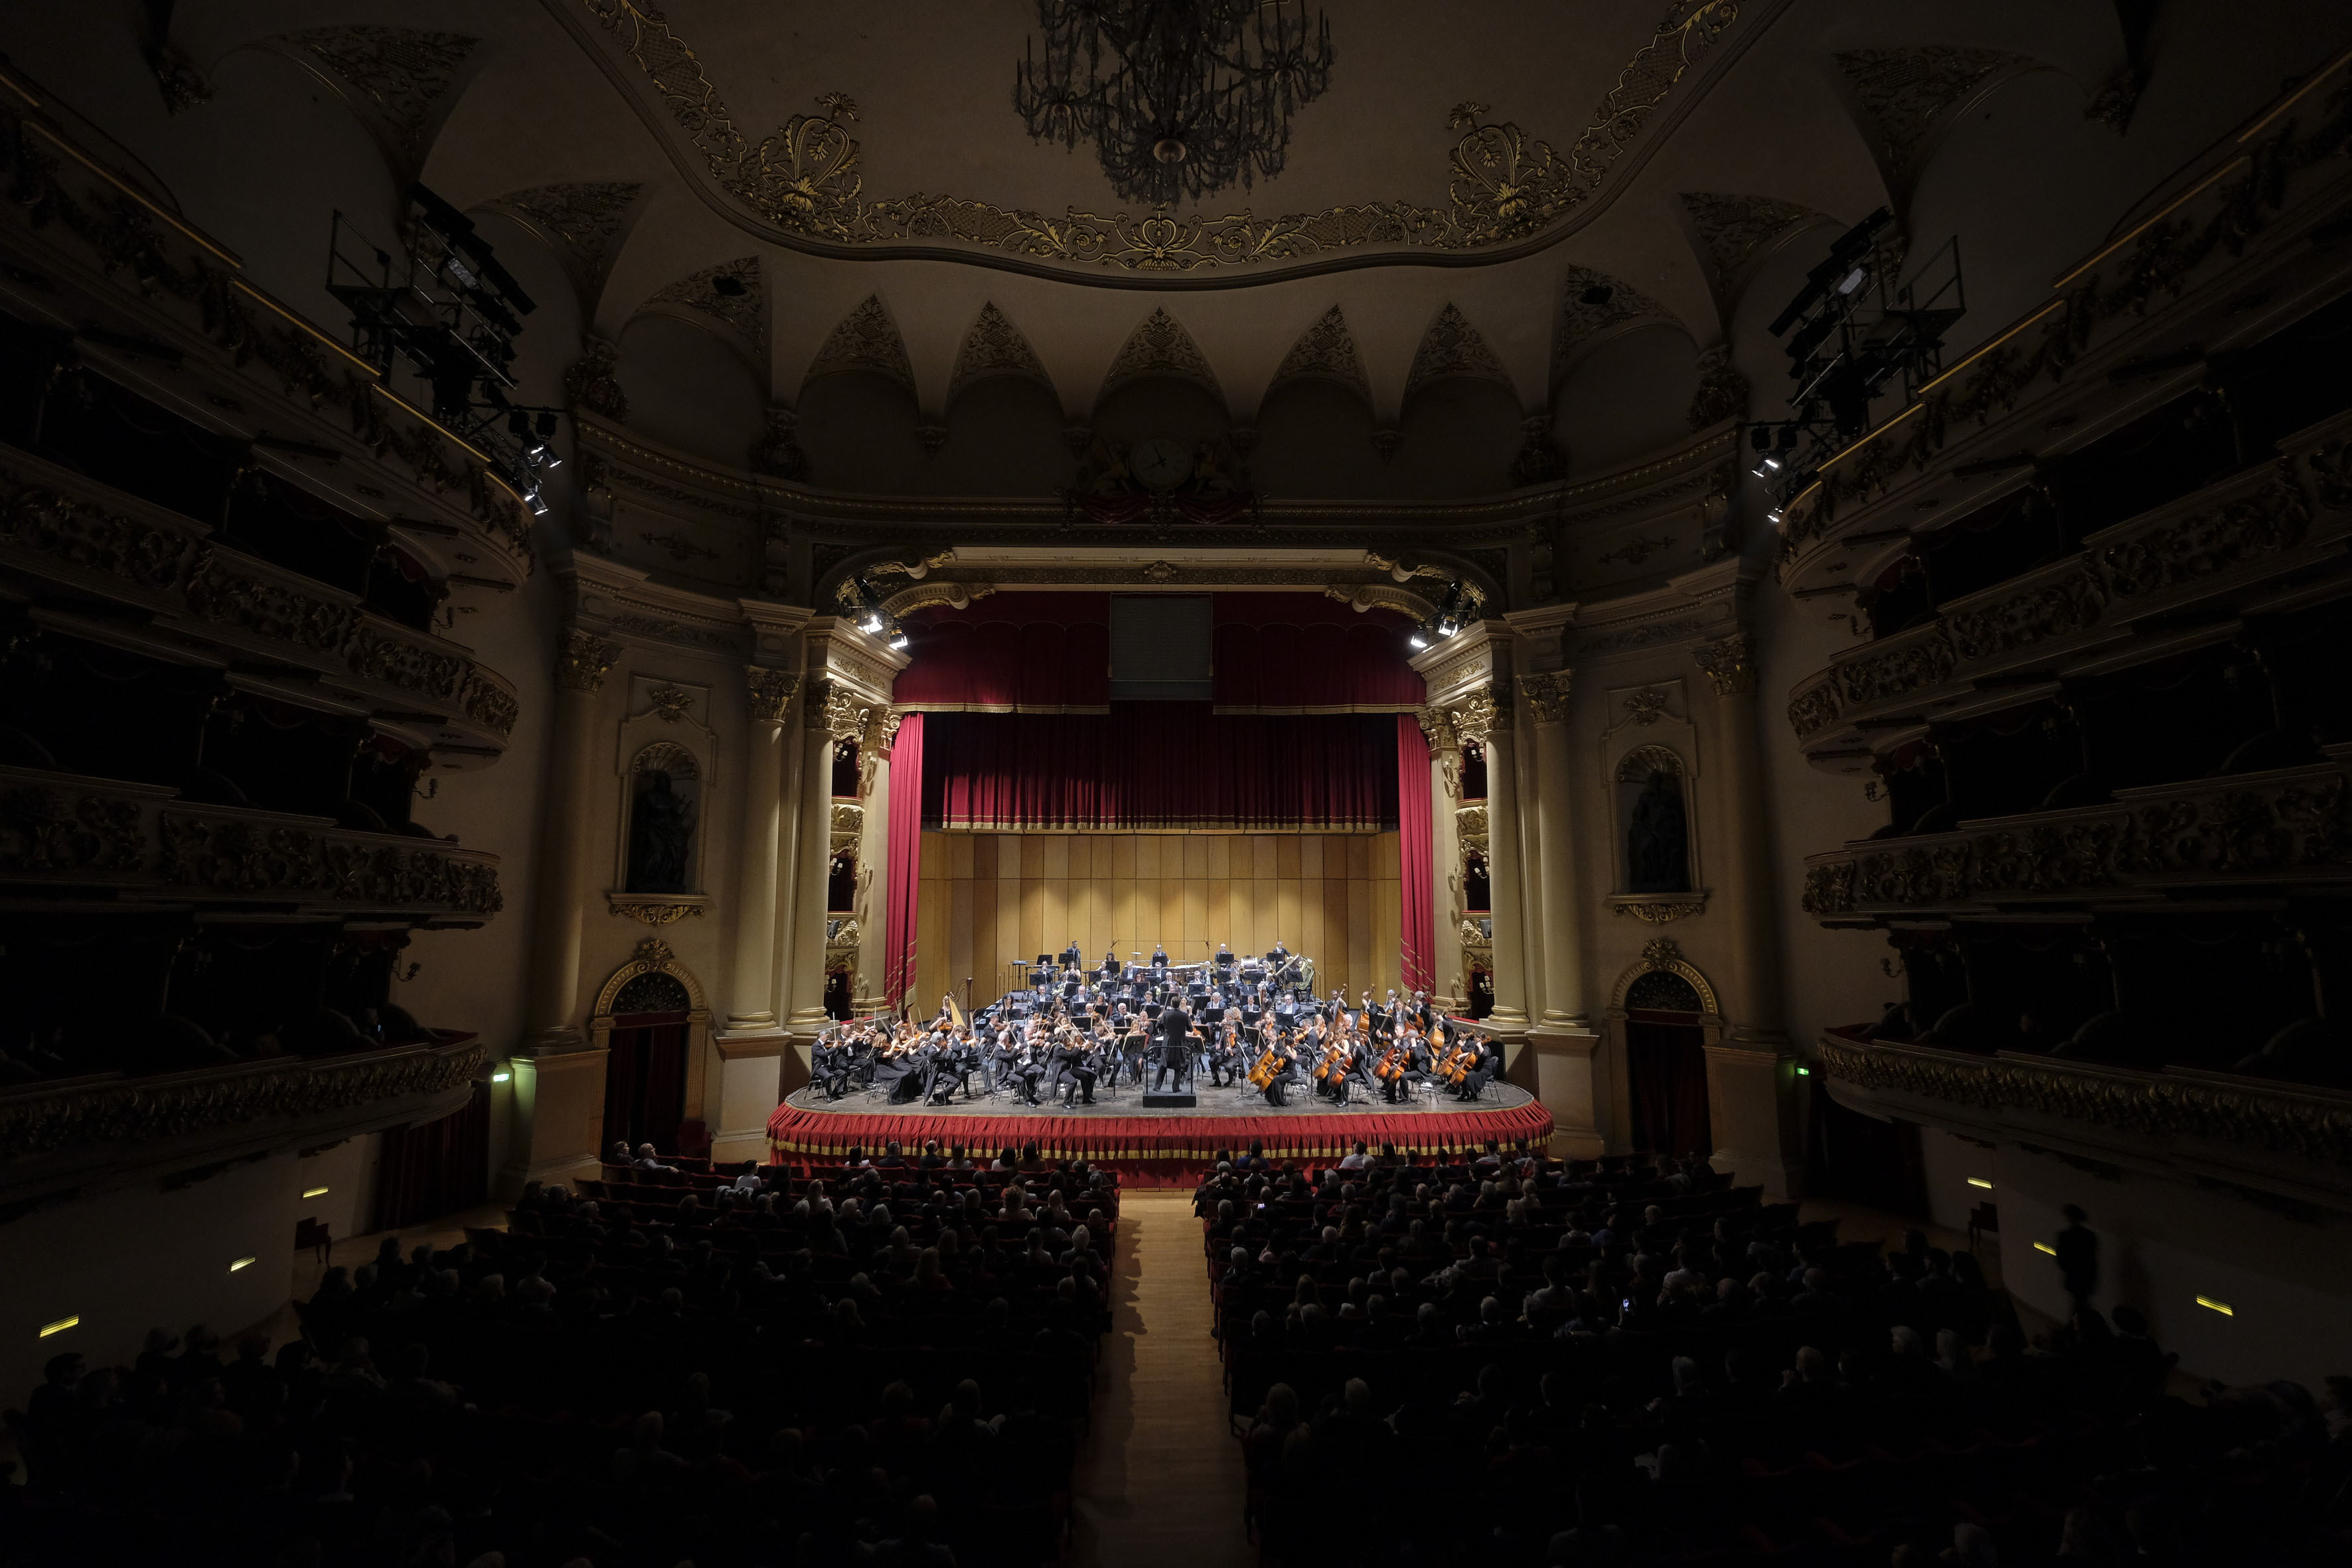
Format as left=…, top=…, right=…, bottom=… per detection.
left=1816, top=1025, right=2352, bottom=1210
left=0, top=764, right=501, bottom=920
left=1801, top=745, right=2352, bottom=919
left=1786, top=413, right=2352, bottom=757
left=0, top=446, right=518, bottom=761
left=0, top=1029, right=485, bottom=1201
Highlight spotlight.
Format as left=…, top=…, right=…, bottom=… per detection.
left=1438, top=618, right=1460, bottom=638
left=1749, top=426, right=1771, bottom=451
left=536, top=409, right=558, bottom=438
left=523, top=487, right=548, bottom=517
left=887, top=629, right=909, bottom=651
left=861, top=613, right=884, bottom=634
left=507, top=410, right=529, bottom=438
left=1408, top=631, right=1429, bottom=650
left=1766, top=508, right=1784, bottom=524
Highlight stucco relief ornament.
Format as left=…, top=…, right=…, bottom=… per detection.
left=555, top=627, right=623, bottom=692
left=647, top=683, right=694, bottom=722
left=1641, top=935, right=1684, bottom=966
left=1692, top=633, right=1755, bottom=697
left=1624, top=688, right=1670, bottom=725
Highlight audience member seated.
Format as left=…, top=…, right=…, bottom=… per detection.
left=1, top=1155, right=1120, bottom=1567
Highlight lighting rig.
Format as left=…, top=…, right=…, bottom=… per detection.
left=326, top=184, right=565, bottom=514
left=1406, top=578, right=1476, bottom=651
left=1748, top=208, right=1966, bottom=525
left=845, top=577, right=911, bottom=651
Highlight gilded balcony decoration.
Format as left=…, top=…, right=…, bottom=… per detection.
left=0, top=1032, right=488, bottom=1163
left=0, top=101, right=534, bottom=564
left=0, top=455, right=520, bottom=748
left=0, top=765, right=503, bottom=918
left=1785, top=445, right=2351, bottom=747
left=1799, top=749, right=2352, bottom=918
left=1774, top=70, right=2352, bottom=568
left=1814, top=1030, right=2352, bottom=1170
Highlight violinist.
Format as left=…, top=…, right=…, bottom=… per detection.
left=1050, top=1027, right=1097, bottom=1107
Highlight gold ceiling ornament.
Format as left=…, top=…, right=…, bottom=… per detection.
left=609, top=896, right=704, bottom=926
left=580, top=0, right=1743, bottom=272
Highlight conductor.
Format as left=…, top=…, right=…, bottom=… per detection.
left=1154, top=999, right=1194, bottom=1091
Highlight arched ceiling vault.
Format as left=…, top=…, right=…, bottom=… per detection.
left=112, top=0, right=2342, bottom=469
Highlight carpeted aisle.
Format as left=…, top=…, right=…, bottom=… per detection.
left=1066, top=1189, right=1254, bottom=1568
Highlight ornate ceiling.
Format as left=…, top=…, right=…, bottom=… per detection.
left=18, top=1, right=2338, bottom=460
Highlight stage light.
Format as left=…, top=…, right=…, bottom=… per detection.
left=39, top=1315, right=78, bottom=1338
left=536, top=409, right=558, bottom=438
left=2034, top=1241, right=2057, bottom=1256
left=1408, top=631, right=1429, bottom=650
left=1749, top=426, right=1770, bottom=451
left=1766, top=508, right=1784, bottom=524
left=302, top=1186, right=330, bottom=1199
left=491, top=1070, right=512, bottom=1083
left=861, top=613, right=884, bottom=633
left=1967, top=1177, right=1993, bottom=1190
left=2195, top=1294, right=2234, bottom=1317
left=888, top=629, right=909, bottom=651
left=523, top=487, right=548, bottom=517
left=507, top=410, right=529, bottom=438
left=228, top=1256, right=256, bottom=1273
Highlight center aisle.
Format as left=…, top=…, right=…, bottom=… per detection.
left=1067, top=1188, right=1255, bottom=1568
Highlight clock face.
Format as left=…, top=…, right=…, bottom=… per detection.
left=1131, top=436, right=1192, bottom=491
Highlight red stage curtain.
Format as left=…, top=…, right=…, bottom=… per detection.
left=892, top=592, right=1421, bottom=715
left=921, top=706, right=1397, bottom=829
left=1396, top=714, right=1434, bottom=992
left=372, top=1082, right=490, bottom=1231
left=886, top=712, right=925, bottom=1006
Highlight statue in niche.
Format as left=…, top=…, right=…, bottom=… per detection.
left=627, top=770, right=696, bottom=894
left=1626, top=769, right=1691, bottom=893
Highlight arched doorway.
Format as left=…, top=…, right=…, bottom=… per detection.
left=1607, top=937, right=1723, bottom=1160
left=1624, top=969, right=1710, bottom=1156
left=589, top=939, right=712, bottom=1158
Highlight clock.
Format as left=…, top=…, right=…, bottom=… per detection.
left=1130, top=436, right=1193, bottom=492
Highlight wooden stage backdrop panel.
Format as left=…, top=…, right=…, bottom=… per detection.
left=915, top=830, right=1400, bottom=1015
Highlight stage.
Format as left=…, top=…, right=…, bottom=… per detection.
left=765, top=1079, right=1555, bottom=1182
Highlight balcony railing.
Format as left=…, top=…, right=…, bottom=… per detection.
left=0, top=447, right=519, bottom=753
left=1786, top=414, right=2352, bottom=751
left=0, top=764, right=502, bottom=918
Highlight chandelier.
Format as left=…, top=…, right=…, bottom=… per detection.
left=1014, top=0, right=1335, bottom=205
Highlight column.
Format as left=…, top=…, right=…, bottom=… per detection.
left=522, top=626, right=620, bottom=1050
left=785, top=678, right=859, bottom=1036
left=722, top=667, right=797, bottom=1034
left=1694, top=629, right=1802, bottom=1196
left=1419, top=706, right=1464, bottom=1012
left=852, top=709, right=901, bottom=1012
left=1522, top=671, right=1586, bottom=1026
left=1693, top=633, right=1785, bottom=1044
left=1457, top=686, right=1530, bottom=1031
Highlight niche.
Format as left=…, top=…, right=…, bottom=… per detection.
left=625, top=741, right=701, bottom=895
left=1460, top=740, right=1488, bottom=801
left=1616, top=745, right=1693, bottom=894
left=1462, top=849, right=1492, bottom=913
left=832, top=737, right=860, bottom=797
left=828, top=848, right=858, bottom=913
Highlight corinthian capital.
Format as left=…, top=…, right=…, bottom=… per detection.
left=1693, top=633, right=1757, bottom=698
left=1520, top=669, right=1573, bottom=724
left=1416, top=704, right=1458, bottom=753
left=554, top=626, right=623, bottom=692
left=746, top=666, right=799, bottom=725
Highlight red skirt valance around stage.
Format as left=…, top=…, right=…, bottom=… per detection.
left=766, top=1101, right=1555, bottom=1166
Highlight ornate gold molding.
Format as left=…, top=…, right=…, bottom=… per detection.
left=1611, top=894, right=1707, bottom=923
left=746, top=666, right=799, bottom=724
left=1800, top=753, right=2352, bottom=918
left=1816, top=1033, right=2352, bottom=1168
left=579, top=0, right=1742, bottom=273
left=607, top=894, right=707, bottom=925
left=0, top=462, right=519, bottom=741
left=1520, top=669, right=1573, bottom=724
left=0, top=1034, right=487, bottom=1162
left=1691, top=631, right=1755, bottom=696
left=555, top=626, right=624, bottom=692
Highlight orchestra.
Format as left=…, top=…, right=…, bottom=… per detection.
left=803, top=947, right=1504, bottom=1116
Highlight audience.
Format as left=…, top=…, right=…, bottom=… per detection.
left=1195, top=1150, right=2352, bottom=1567
left=1, top=1152, right=1118, bottom=1567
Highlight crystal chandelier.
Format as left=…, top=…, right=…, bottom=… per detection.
left=1014, top=0, right=1335, bottom=205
